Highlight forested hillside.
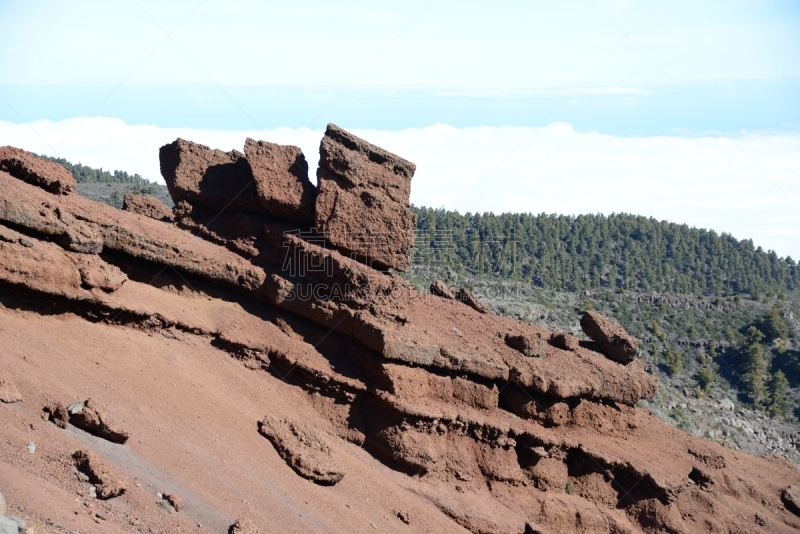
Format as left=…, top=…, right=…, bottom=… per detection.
left=411, top=206, right=799, bottom=298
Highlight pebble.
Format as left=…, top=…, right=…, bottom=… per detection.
left=26, top=442, right=36, bottom=454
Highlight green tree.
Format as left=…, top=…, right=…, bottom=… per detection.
left=760, top=307, right=789, bottom=342
left=665, top=349, right=683, bottom=376
left=767, top=370, right=790, bottom=418
left=696, top=368, right=715, bottom=393
left=740, top=326, right=767, bottom=406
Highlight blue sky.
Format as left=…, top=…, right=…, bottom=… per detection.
left=0, top=1, right=799, bottom=257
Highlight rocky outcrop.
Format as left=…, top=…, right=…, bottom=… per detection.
left=580, top=310, right=638, bottom=364
left=72, top=449, right=127, bottom=499
left=1, top=146, right=799, bottom=534
left=159, top=138, right=315, bottom=225
left=122, top=192, right=174, bottom=221
left=782, top=486, right=800, bottom=517
left=258, top=416, right=344, bottom=485
left=229, top=519, right=260, bottom=534
left=315, top=124, right=416, bottom=271
left=0, top=146, right=76, bottom=195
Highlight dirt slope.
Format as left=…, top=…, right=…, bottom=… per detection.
left=0, top=132, right=799, bottom=534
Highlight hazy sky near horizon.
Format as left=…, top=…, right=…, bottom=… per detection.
left=0, top=1, right=799, bottom=257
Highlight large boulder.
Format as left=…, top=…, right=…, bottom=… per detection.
left=580, top=310, right=638, bottom=364
left=159, top=138, right=315, bottom=225
left=244, top=138, right=315, bottom=226
left=159, top=139, right=256, bottom=214
left=315, top=124, right=416, bottom=271
left=0, top=146, right=76, bottom=195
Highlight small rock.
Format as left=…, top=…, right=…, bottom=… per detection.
left=580, top=310, right=638, bottom=364
left=395, top=509, right=410, bottom=524
left=549, top=332, right=580, bottom=352
left=69, top=399, right=129, bottom=444
left=26, top=442, right=36, bottom=454
left=44, top=402, right=69, bottom=429
left=122, top=193, right=174, bottom=222
left=430, top=279, right=455, bottom=300
left=505, top=333, right=544, bottom=357
left=455, top=288, right=488, bottom=314
left=229, top=518, right=259, bottom=534
left=0, top=381, right=22, bottom=403
left=782, top=486, right=800, bottom=517
left=162, top=493, right=183, bottom=512
left=72, top=450, right=127, bottom=500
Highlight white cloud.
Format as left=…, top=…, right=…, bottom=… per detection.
left=1, top=117, right=799, bottom=259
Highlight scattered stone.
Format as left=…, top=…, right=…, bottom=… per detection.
left=229, top=518, right=259, bottom=534
left=395, top=509, right=410, bottom=524
left=0, top=146, right=76, bottom=195
left=44, top=402, right=69, bottom=429
left=69, top=399, right=129, bottom=444
left=549, top=332, right=580, bottom=352
left=162, top=493, right=183, bottom=512
left=782, top=486, right=800, bottom=517
left=429, top=279, right=455, bottom=299
left=315, top=124, right=416, bottom=271
left=505, top=333, right=544, bottom=358
left=580, top=310, right=638, bottom=364
left=122, top=193, right=174, bottom=222
left=243, top=138, right=315, bottom=225
left=258, top=415, right=344, bottom=485
left=26, top=442, right=35, bottom=454
left=0, top=381, right=22, bottom=403
left=455, top=288, right=488, bottom=314
left=72, top=450, right=127, bottom=500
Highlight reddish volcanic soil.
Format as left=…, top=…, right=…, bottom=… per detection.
left=1, top=130, right=800, bottom=534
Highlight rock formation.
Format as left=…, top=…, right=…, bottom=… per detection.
left=0, top=138, right=799, bottom=533
left=315, top=124, right=416, bottom=271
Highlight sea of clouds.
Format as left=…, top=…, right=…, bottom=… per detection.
left=1, top=117, right=798, bottom=259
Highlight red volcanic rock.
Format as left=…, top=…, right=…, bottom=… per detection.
left=122, top=193, right=174, bottom=222
left=159, top=138, right=257, bottom=214
left=0, top=380, right=22, bottom=403
left=244, top=138, right=315, bottom=225
left=69, top=398, right=130, bottom=444
left=72, top=449, right=127, bottom=500
left=550, top=332, right=580, bottom=351
left=430, top=279, right=455, bottom=299
left=258, top=415, right=344, bottom=485
left=580, top=310, right=639, bottom=364
left=315, top=124, right=416, bottom=271
left=0, top=146, right=76, bottom=195
left=456, top=287, right=488, bottom=314
left=159, top=138, right=315, bottom=225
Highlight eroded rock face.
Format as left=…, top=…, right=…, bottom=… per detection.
left=782, top=486, right=800, bottom=517
left=258, top=416, right=344, bottom=485
left=122, top=193, right=174, bottom=222
left=580, top=310, right=638, bottom=364
left=315, top=124, right=416, bottom=271
left=244, top=138, right=315, bottom=225
left=0, top=146, right=76, bottom=195
left=72, top=450, right=127, bottom=499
